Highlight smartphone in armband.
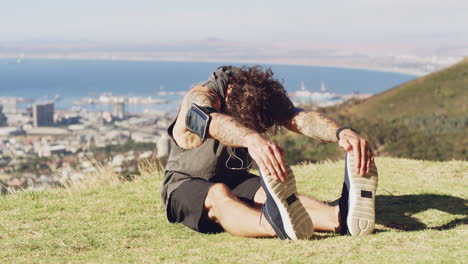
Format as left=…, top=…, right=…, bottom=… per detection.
left=185, top=104, right=217, bottom=141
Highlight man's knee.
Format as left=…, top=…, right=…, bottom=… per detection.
left=205, top=183, right=234, bottom=210
left=253, top=187, right=266, bottom=204
left=205, top=183, right=240, bottom=223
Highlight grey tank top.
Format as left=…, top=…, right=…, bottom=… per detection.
left=161, top=66, right=250, bottom=205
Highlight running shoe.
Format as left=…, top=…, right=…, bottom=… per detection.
left=339, top=153, right=378, bottom=236
left=260, top=166, right=314, bottom=240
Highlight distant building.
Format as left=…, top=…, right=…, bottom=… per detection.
left=0, top=126, right=25, bottom=137
left=25, top=127, right=68, bottom=136
left=112, top=102, right=126, bottom=120
left=156, top=133, right=171, bottom=159
left=0, top=98, right=17, bottom=114
left=131, top=132, right=158, bottom=143
left=0, top=105, right=7, bottom=126
left=56, top=115, right=80, bottom=125
left=33, top=102, right=54, bottom=127
left=34, top=143, right=67, bottom=157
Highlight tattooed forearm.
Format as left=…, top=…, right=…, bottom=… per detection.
left=284, top=109, right=340, bottom=142
left=173, top=85, right=255, bottom=149
left=208, top=113, right=256, bottom=147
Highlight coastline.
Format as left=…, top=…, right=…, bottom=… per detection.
left=0, top=54, right=426, bottom=76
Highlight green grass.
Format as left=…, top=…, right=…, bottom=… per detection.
left=1, top=158, right=467, bottom=263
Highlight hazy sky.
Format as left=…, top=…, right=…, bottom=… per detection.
left=1, top=0, right=467, bottom=45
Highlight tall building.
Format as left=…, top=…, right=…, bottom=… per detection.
left=156, top=133, right=171, bottom=159
left=0, top=105, right=7, bottom=126
left=33, top=102, right=54, bottom=127
left=112, top=102, right=126, bottom=120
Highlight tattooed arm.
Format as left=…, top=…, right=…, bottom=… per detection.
left=283, top=108, right=340, bottom=142
left=172, top=85, right=287, bottom=181
left=173, top=85, right=257, bottom=149
left=284, top=108, right=374, bottom=176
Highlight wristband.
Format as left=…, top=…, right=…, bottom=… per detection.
left=336, top=126, right=359, bottom=140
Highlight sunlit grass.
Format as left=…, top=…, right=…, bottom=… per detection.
left=0, top=157, right=466, bottom=263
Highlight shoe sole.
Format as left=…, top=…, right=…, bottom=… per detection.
left=260, top=166, right=314, bottom=240
left=346, top=153, right=378, bottom=236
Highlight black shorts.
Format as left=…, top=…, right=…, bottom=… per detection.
left=166, top=173, right=261, bottom=233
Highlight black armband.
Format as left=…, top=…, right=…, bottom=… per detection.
left=336, top=126, right=359, bottom=140
left=186, top=104, right=218, bottom=141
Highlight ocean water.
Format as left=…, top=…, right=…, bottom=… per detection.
left=0, top=59, right=415, bottom=113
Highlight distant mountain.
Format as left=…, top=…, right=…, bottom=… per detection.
left=0, top=39, right=460, bottom=75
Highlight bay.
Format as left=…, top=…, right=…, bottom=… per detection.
left=0, top=59, right=415, bottom=113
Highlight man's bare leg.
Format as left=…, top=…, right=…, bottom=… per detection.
left=253, top=188, right=340, bottom=232
left=204, top=183, right=276, bottom=238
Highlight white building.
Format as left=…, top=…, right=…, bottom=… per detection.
left=0, top=97, right=17, bottom=114
left=0, top=126, right=25, bottom=137
left=156, top=133, right=171, bottom=159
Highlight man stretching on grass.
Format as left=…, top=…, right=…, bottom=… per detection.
left=161, top=66, right=378, bottom=239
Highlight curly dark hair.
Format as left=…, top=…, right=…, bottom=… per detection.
left=226, top=66, right=294, bottom=133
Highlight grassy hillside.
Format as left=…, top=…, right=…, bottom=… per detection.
left=346, top=57, right=468, bottom=122
left=1, top=158, right=467, bottom=263
left=339, top=58, right=468, bottom=161
left=276, top=58, right=468, bottom=163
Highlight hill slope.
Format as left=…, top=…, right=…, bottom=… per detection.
left=1, top=158, right=467, bottom=263
left=275, top=59, right=467, bottom=163
left=321, top=58, right=468, bottom=161
left=345, top=57, right=468, bottom=126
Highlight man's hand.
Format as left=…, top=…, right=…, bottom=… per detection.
left=245, top=133, right=287, bottom=183
left=338, top=129, right=374, bottom=177
left=206, top=113, right=287, bottom=182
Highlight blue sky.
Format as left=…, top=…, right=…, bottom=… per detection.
left=1, top=0, right=467, bottom=45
